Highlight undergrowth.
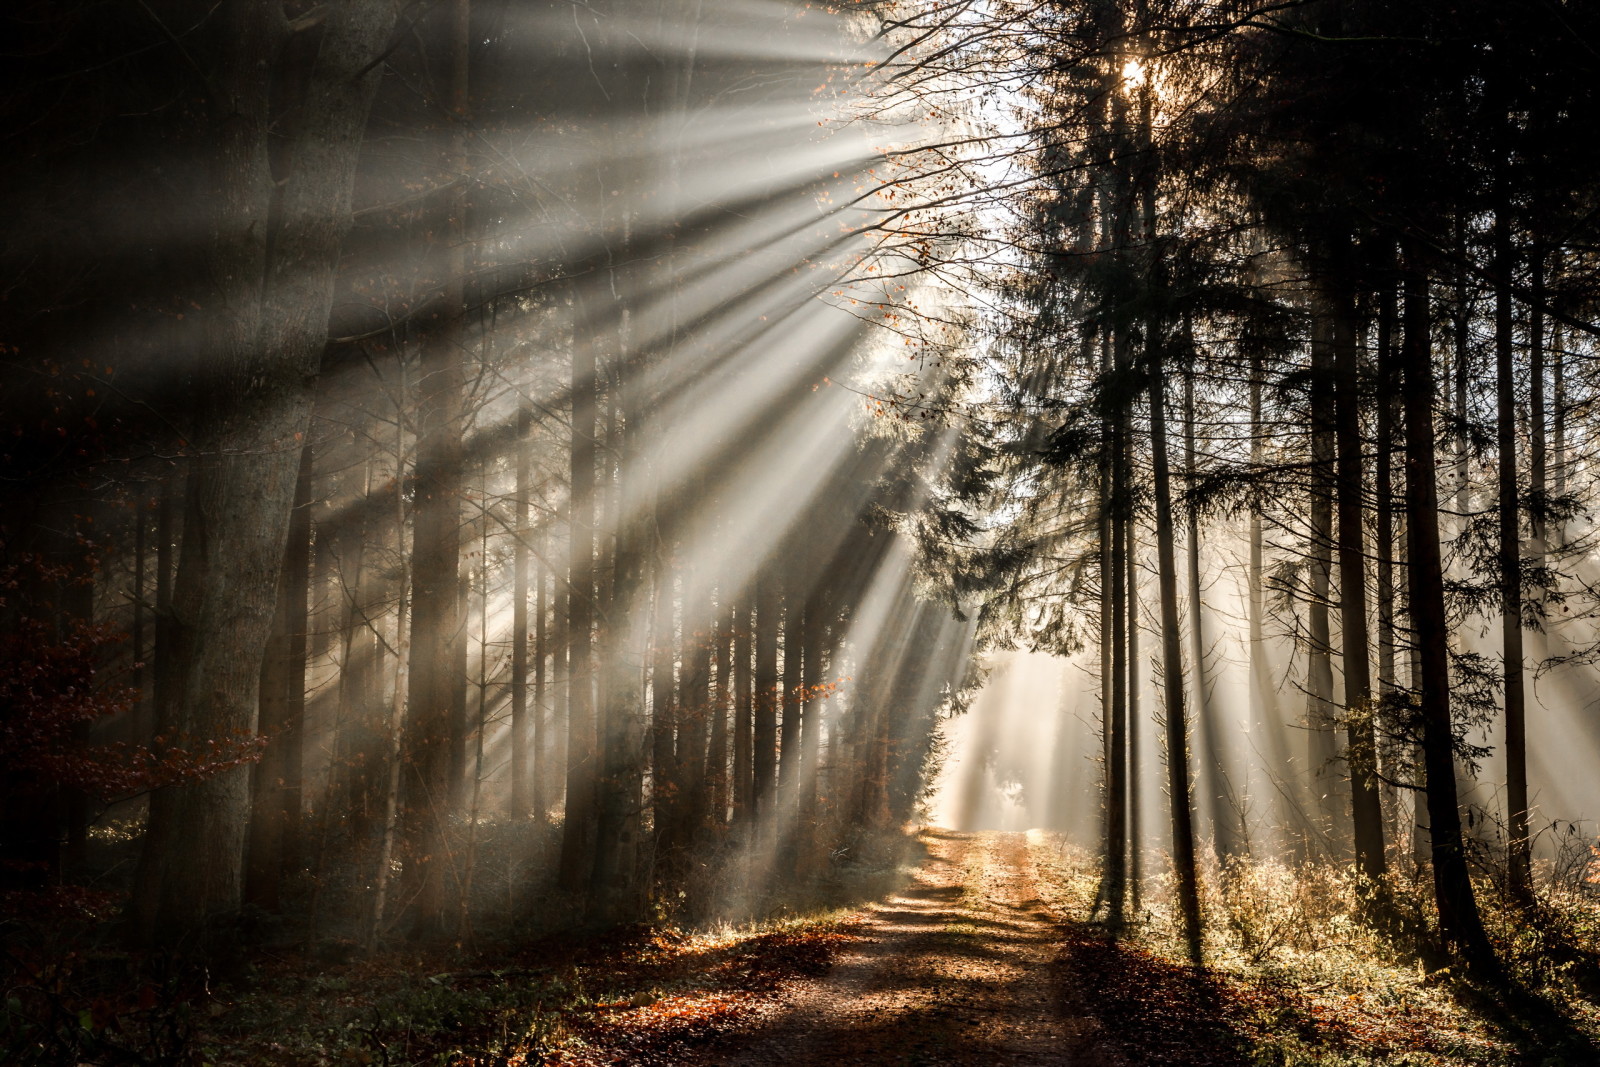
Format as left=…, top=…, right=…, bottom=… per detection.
left=1026, top=830, right=1600, bottom=1066
left=2, top=827, right=918, bottom=1066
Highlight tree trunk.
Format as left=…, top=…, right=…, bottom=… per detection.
left=1529, top=249, right=1548, bottom=574
left=1495, top=189, right=1531, bottom=901
left=780, top=588, right=803, bottom=812
left=733, top=597, right=754, bottom=825
left=131, top=492, right=149, bottom=745
left=402, top=0, right=474, bottom=940
left=710, top=598, right=734, bottom=828
left=1148, top=358, right=1203, bottom=964
left=679, top=559, right=714, bottom=845
left=1332, top=280, right=1386, bottom=885
left=1126, top=511, right=1142, bottom=911
left=1098, top=337, right=1127, bottom=928
left=1307, top=307, right=1342, bottom=853
left=754, top=573, right=780, bottom=830
left=511, top=401, right=532, bottom=821
left=800, top=597, right=825, bottom=815
left=1401, top=246, right=1498, bottom=973
left=246, top=440, right=314, bottom=910
left=1453, top=220, right=1472, bottom=530
left=593, top=389, right=647, bottom=923
left=1373, top=268, right=1405, bottom=850
left=152, top=464, right=180, bottom=745
left=1248, top=351, right=1299, bottom=856
left=650, top=533, right=680, bottom=861
left=551, top=560, right=570, bottom=824
left=370, top=393, right=413, bottom=950
left=1185, top=365, right=1240, bottom=860
left=560, top=275, right=600, bottom=894
left=533, top=526, right=550, bottom=822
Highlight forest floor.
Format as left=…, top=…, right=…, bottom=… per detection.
left=11, top=828, right=1600, bottom=1064
left=556, top=829, right=1600, bottom=1066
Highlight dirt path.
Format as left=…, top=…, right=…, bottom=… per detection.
left=683, top=829, right=1116, bottom=1065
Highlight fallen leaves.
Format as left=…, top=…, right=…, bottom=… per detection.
left=548, top=928, right=856, bottom=1064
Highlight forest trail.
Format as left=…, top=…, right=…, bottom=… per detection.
left=681, top=829, right=1118, bottom=1065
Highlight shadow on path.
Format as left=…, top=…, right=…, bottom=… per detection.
left=680, top=831, right=1085, bottom=1065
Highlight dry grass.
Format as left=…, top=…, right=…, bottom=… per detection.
left=1026, top=830, right=1600, bottom=1066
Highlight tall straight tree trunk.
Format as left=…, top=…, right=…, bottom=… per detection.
left=1373, top=269, right=1405, bottom=848
left=532, top=530, right=550, bottom=821
left=1529, top=248, right=1548, bottom=574
left=153, top=464, right=180, bottom=742
left=510, top=401, right=532, bottom=820
left=551, top=562, right=570, bottom=822
left=1453, top=220, right=1472, bottom=529
left=799, top=594, right=826, bottom=830
left=1553, top=314, right=1566, bottom=520
left=131, top=494, right=149, bottom=744
left=593, top=463, right=646, bottom=919
left=449, top=542, right=472, bottom=818
left=458, top=464, right=494, bottom=938
left=779, top=587, right=803, bottom=807
left=311, top=469, right=367, bottom=936
left=1098, top=389, right=1127, bottom=928
left=402, top=0, right=470, bottom=938
left=1126, top=513, right=1142, bottom=910
left=733, top=597, right=754, bottom=824
left=1094, top=27, right=1129, bottom=928
left=754, top=573, right=780, bottom=829
left=560, top=285, right=600, bottom=893
left=710, top=598, right=734, bottom=827
left=1185, top=364, right=1240, bottom=859
left=1401, top=246, right=1498, bottom=973
left=1149, top=358, right=1203, bottom=964
left=343, top=460, right=384, bottom=837
left=1496, top=191, right=1531, bottom=900
left=1331, top=279, right=1386, bottom=885
left=246, top=440, right=315, bottom=910
left=1374, top=274, right=1399, bottom=699
left=327, top=465, right=369, bottom=830
left=679, top=557, right=714, bottom=843
left=370, top=391, right=413, bottom=949
left=650, top=535, right=680, bottom=859
left=593, top=300, right=647, bottom=923
left=1248, top=351, right=1298, bottom=855
left=1307, top=308, right=1341, bottom=852
left=404, top=347, right=464, bottom=936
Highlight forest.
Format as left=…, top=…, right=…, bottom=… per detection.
left=3, top=0, right=1600, bottom=1064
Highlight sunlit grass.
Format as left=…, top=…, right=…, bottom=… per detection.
left=1026, top=831, right=1600, bottom=1065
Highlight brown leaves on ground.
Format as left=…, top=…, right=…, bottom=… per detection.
left=550, top=928, right=857, bottom=1064
left=199, top=922, right=859, bottom=1066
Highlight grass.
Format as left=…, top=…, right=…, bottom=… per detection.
left=1025, top=829, right=1600, bottom=1066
